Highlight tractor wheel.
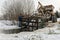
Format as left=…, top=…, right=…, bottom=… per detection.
left=52, top=15, right=57, bottom=23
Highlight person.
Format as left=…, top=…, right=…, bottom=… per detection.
left=18, top=16, right=23, bottom=27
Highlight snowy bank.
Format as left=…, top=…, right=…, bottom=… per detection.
left=0, top=20, right=59, bottom=40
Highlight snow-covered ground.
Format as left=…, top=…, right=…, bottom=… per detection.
left=0, top=20, right=60, bottom=40
left=0, top=20, right=20, bottom=30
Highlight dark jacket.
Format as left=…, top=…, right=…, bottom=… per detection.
left=18, top=16, right=23, bottom=21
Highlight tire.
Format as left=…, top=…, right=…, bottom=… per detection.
left=55, top=11, right=60, bottom=18
left=52, top=15, right=57, bottom=23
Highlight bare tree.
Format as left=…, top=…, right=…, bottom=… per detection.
left=1, top=0, right=35, bottom=21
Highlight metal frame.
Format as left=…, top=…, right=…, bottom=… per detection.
left=21, top=17, right=42, bottom=31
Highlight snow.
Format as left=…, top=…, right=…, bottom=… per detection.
left=57, top=18, right=60, bottom=22
left=0, top=20, right=20, bottom=30
left=0, top=20, right=59, bottom=40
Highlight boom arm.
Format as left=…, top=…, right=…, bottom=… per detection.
left=38, top=2, right=43, bottom=7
